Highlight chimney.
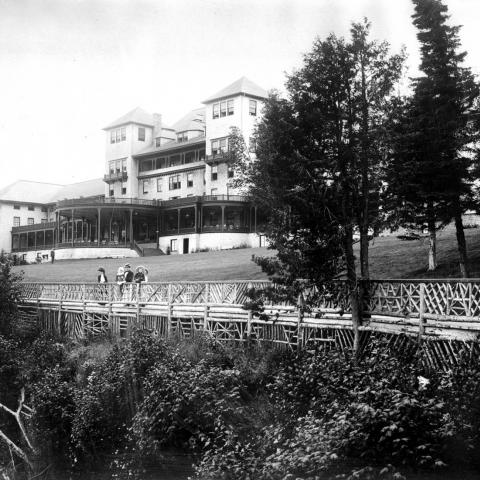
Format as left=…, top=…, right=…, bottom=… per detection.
left=153, top=113, right=162, bottom=137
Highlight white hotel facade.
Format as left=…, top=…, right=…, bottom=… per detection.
left=0, top=77, right=268, bottom=261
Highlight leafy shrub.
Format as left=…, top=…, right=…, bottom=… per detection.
left=131, top=352, right=247, bottom=454
left=71, top=334, right=169, bottom=461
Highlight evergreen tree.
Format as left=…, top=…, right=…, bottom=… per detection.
left=387, top=0, right=479, bottom=275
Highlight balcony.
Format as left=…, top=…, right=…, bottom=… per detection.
left=12, top=222, right=56, bottom=234
left=57, top=196, right=157, bottom=208
left=103, top=171, right=128, bottom=183
left=205, top=151, right=233, bottom=164
left=158, top=195, right=250, bottom=208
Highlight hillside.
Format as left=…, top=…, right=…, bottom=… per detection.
left=14, top=227, right=480, bottom=282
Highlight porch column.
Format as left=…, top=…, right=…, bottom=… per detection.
left=81, top=219, right=84, bottom=241
left=129, top=209, right=133, bottom=247
left=221, top=206, right=225, bottom=232
left=34, top=230, right=37, bottom=250
left=55, top=211, right=59, bottom=247
left=177, top=208, right=180, bottom=234
left=71, top=209, right=75, bottom=246
left=194, top=204, right=198, bottom=233
left=97, top=208, right=101, bottom=246
left=43, top=230, right=46, bottom=248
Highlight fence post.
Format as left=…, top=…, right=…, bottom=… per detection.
left=297, top=292, right=305, bottom=349
left=418, top=282, right=426, bottom=340
left=167, top=283, right=172, bottom=337
left=135, top=283, right=140, bottom=330
left=82, top=284, right=86, bottom=337
left=57, top=285, right=63, bottom=336
left=108, top=284, right=114, bottom=336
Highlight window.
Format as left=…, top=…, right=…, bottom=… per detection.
left=139, top=159, right=154, bottom=172
left=41, top=218, right=47, bottom=224
left=13, top=216, right=20, bottom=227
left=28, top=218, right=34, bottom=225
left=187, top=173, right=193, bottom=188
left=110, top=127, right=126, bottom=143
left=28, top=205, right=34, bottom=211
left=177, top=132, right=187, bottom=143
left=143, top=179, right=149, bottom=194
left=187, top=194, right=194, bottom=197
left=184, top=151, right=195, bottom=164
left=170, top=239, right=177, bottom=252
left=228, top=166, right=234, bottom=178
left=213, top=99, right=234, bottom=119
left=109, top=189, right=114, bottom=197
left=211, top=165, right=218, bottom=181
left=211, top=137, right=228, bottom=155
left=211, top=188, right=218, bottom=196
left=138, top=127, right=145, bottom=141
left=156, top=157, right=167, bottom=169
left=13, top=205, right=20, bottom=210
left=220, top=102, right=227, bottom=117
left=157, top=178, right=162, bottom=192
left=122, top=159, right=127, bottom=173
left=155, top=137, right=161, bottom=147
left=169, top=155, right=181, bottom=167
left=249, top=99, right=257, bottom=116
left=169, top=175, right=181, bottom=190
left=121, top=183, right=127, bottom=195
left=41, top=207, right=47, bottom=213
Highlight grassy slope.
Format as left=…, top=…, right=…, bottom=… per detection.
left=14, top=226, right=480, bottom=282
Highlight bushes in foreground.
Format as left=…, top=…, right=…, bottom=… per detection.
left=2, top=332, right=480, bottom=479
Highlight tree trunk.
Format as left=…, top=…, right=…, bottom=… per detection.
left=344, top=226, right=361, bottom=360
left=428, top=226, right=437, bottom=271
left=359, top=50, right=370, bottom=279
left=453, top=200, right=468, bottom=277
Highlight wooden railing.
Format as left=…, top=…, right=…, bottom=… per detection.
left=17, top=280, right=480, bottom=356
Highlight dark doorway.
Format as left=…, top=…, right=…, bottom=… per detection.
left=183, top=238, right=189, bottom=254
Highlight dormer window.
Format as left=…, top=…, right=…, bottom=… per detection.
left=212, top=99, right=234, bottom=119
left=138, top=127, right=145, bottom=142
left=177, top=132, right=188, bottom=143
left=110, top=127, right=126, bottom=144
left=155, top=137, right=161, bottom=147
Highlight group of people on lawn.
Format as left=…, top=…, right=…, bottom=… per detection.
left=97, top=263, right=149, bottom=291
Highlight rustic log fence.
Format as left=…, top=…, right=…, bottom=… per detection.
left=17, top=279, right=480, bottom=368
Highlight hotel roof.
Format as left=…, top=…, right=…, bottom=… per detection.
left=0, top=178, right=105, bottom=205
left=172, top=107, right=205, bottom=133
left=203, top=76, right=268, bottom=103
left=0, top=180, right=65, bottom=204
left=103, top=107, right=156, bottom=130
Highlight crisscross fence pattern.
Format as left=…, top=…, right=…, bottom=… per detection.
left=18, top=279, right=480, bottom=368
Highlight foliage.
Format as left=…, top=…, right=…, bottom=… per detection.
left=0, top=253, right=23, bottom=336
left=384, top=0, right=480, bottom=275
left=71, top=334, right=169, bottom=461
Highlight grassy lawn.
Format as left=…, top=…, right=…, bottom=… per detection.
left=14, top=226, right=480, bottom=282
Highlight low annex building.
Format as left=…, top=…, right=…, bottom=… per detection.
left=2, top=77, right=268, bottom=261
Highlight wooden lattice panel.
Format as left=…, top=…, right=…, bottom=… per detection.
left=367, top=281, right=421, bottom=316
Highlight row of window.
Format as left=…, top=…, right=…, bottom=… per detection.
left=213, top=99, right=234, bottom=119
left=13, top=205, right=47, bottom=212
left=138, top=148, right=206, bottom=173
left=108, top=158, right=127, bottom=175
left=110, top=127, right=145, bottom=144
left=211, top=99, right=257, bottom=119
left=141, top=167, right=233, bottom=194
left=110, top=127, right=126, bottom=144
left=109, top=182, right=127, bottom=197
left=13, top=217, right=47, bottom=227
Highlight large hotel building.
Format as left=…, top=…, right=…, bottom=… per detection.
left=0, top=77, right=268, bottom=261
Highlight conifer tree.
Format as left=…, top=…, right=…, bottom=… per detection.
left=387, top=0, right=479, bottom=275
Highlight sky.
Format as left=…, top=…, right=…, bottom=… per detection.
left=1, top=0, right=479, bottom=190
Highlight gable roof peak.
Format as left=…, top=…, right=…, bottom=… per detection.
left=203, top=77, right=268, bottom=103
left=103, top=106, right=155, bottom=130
